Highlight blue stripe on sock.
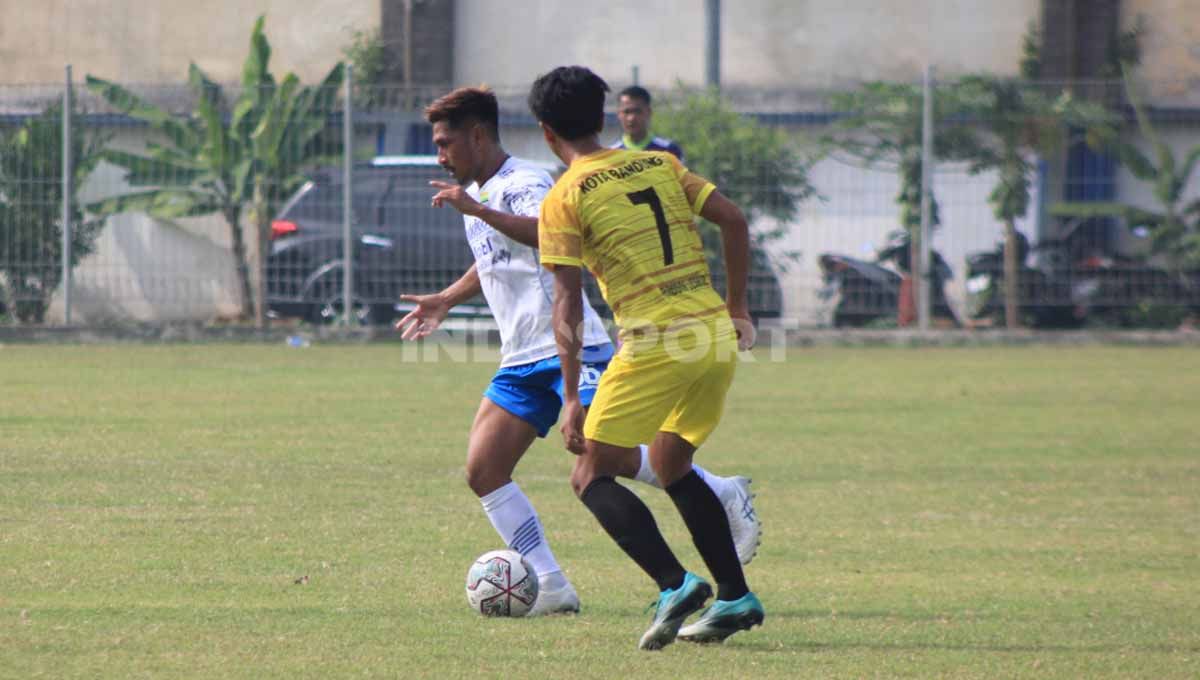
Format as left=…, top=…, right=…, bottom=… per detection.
left=509, top=516, right=542, bottom=554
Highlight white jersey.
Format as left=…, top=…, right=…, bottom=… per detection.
left=464, top=156, right=611, bottom=367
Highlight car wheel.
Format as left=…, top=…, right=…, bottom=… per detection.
left=304, top=268, right=374, bottom=326
left=311, top=295, right=375, bottom=326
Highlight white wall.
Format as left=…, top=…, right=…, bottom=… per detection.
left=767, top=155, right=1038, bottom=326
left=1124, top=0, right=1200, bottom=106
left=0, top=1, right=375, bottom=84
left=45, top=127, right=251, bottom=324
left=456, top=0, right=1040, bottom=90
left=47, top=211, right=245, bottom=324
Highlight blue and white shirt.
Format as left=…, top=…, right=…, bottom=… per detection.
left=464, top=156, right=611, bottom=368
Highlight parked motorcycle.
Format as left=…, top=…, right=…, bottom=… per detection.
left=965, top=231, right=1081, bottom=328
left=963, top=224, right=1183, bottom=328
left=818, top=233, right=958, bottom=327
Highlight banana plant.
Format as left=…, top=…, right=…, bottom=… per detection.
left=86, top=15, right=343, bottom=325
left=1052, top=65, right=1200, bottom=272
left=958, top=75, right=1113, bottom=328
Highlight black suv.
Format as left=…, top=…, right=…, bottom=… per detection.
left=266, top=156, right=784, bottom=324
left=266, top=156, right=475, bottom=324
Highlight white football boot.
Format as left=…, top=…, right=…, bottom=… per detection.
left=720, top=476, right=761, bottom=565
left=527, top=579, right=581, bottom=616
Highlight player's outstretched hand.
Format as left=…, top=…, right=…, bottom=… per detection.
left=395, top=292, right=450, bottom=340
left=430, top=180, right=483, bottom=216
left=560, top=397, right=587, bottom=455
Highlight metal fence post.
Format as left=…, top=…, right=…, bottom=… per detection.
left=705, top=0, right=721, bottom=91
left=342, top=63, right=354, bottom=326
left=62, top=65, right=73, bottom=326
left=917, top=65, right=935, bottom=331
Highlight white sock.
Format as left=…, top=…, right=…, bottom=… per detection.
left=634, top=444, right=729, bottom=498
left=633, top=444, right=663, bottom=488
left=479, top=481, right=563, bottom=583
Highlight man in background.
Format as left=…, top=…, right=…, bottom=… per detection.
left=610, top=85, right=685, bottom=163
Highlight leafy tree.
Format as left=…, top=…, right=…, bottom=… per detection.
left=823, top=80, right=982, bottom=323
left=957, top=25, right=1114, bottom=327
left=342, top=27, right=390, bottom=109
left=1054, top=66, right=1200, bottom=271
left=0, top=103, right=105, bottom=323
left=826, top=81, right=981, bottom=235
left=86, top=16, right=344, bottom=326
left=654, top=87, right=817, bottom=255
left=652, top=87, right=817, bottom=316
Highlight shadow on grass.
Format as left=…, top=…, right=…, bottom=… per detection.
left=727, top=639, right=1200, bottom=655
left=766, top=607, right=999, bottom=623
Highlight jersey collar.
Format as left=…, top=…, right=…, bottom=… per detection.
left=622, top=133, right=653, bottom=151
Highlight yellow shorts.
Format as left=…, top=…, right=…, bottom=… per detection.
left=583, top=325, right=738, bottom=449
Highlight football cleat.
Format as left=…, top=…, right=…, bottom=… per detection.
left=720, top=476, right=762, bottom=565
left=527, top=581, right=581, bottom=617
left=678, top=591, right=765, bottom=644
left=638, top=572, right=712, bottom=651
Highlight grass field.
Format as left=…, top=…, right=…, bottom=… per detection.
left=1, top=343, right=1197, bottom=679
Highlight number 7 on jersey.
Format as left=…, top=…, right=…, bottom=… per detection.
left=626, top=188, right=674, bottom=266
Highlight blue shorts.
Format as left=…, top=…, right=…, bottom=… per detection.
left=484, top=345, right=614, bottom=437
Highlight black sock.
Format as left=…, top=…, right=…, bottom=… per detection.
left=580, top=477, right=686, bottom=592
left=666, top=469, right=749, bottom=601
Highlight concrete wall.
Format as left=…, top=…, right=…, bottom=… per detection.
left=455, top=0, right=1041, bottom=90
left=1124, top=0, right=1200, bottom=105
left=45, top=127, right=249, bottom=324
left=0, top=0, right=376, bottom=84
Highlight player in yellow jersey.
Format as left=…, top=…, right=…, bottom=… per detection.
left=528, top=66, right=764, bottom=650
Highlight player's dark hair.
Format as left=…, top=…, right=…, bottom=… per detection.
left=424, top=86, right=500, bottom=140
left=527, top=66, right=610, bottom=141
left=618, top=85, right=651, bottom=106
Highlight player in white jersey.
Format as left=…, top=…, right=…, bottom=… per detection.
left=394, top=87, right=760, bottom=616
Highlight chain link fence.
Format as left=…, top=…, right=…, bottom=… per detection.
left=2, top=74, right=1198, bottom=330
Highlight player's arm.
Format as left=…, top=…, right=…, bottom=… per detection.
left=670, top=151, right=754, bottom=346
left=698, top=189, right=755, bottom=348
left=539, top=187, right=588, bottom=452
left=395, top=264, right=481, bottom=340
left=551, top=264, right=586, bottom=454
left=430, top=180, right=539, bottom=248
left=475, top=210, right=539, bottom=248
left=438, top=264, right=484, bottom=306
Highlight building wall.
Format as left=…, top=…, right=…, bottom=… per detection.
left=455, top=0, right=1041, bottom=90
left=0, top=0, right=376, bottom=84
left=4, top=1, right=1194, bottom=96
left=1124, top=0, right=1200, bottom=105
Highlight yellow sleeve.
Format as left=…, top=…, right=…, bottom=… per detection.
left=538, top=186, right=584, bottom=269
left=667, top=153, right=716, bottom=215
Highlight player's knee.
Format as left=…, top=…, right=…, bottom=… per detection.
left=464, top=459, right=505, bottom=497
left=569, top=464, right=594, bottom=499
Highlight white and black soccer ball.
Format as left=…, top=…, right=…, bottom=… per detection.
left=465, top=549, right=539, bottom=617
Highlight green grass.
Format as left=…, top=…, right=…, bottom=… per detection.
left=1, top=344, right=1197, bottom=678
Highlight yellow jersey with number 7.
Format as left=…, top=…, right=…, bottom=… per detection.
left=538, top=149, right=731, bottom=340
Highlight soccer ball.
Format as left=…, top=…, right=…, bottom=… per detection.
left=465, top=549, right=539, bottom=617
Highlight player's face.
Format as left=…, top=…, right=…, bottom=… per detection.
left=617, top=95, right=650, bottom=142
left=432, top=120, right=478, bottom=186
